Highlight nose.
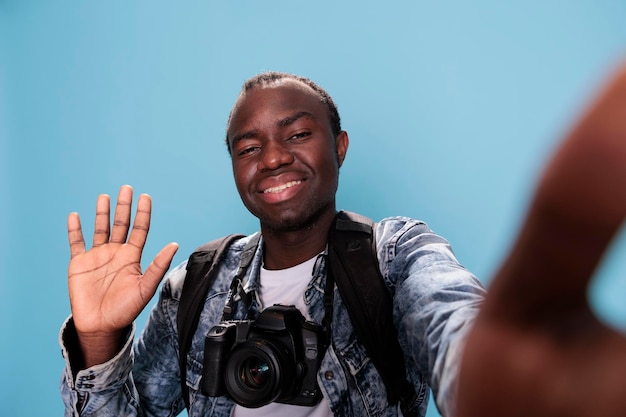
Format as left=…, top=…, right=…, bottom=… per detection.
left=258, top=140, right=294, bottom=171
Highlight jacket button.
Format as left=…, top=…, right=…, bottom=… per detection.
left=324, top=371, right=334, bottom=380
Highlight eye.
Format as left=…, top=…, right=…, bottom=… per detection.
left=287, top=131, right=311, bottom=142
left=237, top=145, right=260, bottom=157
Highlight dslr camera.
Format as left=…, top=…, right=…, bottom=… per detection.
left=201, top=304, right=327, bottom=408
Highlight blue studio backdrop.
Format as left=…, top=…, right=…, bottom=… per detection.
left=1, top=1, right=626, bottom=416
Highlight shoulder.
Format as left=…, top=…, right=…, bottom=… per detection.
left=160, top=233, right=259, bottom=302
left=375, top=215, right=434, bottom=244
left=374, top=215, right=459, bottom=270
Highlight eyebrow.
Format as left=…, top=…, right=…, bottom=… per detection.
left=277, top=111, right=316, bottom=128
left=230, top=129, right=259, bottom=148
left=230, top=111, right=316, bottom=147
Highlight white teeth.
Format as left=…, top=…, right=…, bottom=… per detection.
left=263, top=180, right=302, bottom=194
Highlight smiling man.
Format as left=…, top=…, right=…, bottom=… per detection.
left=227, top=77, right=348, bottom=269
left=59, top=72, right=485, bottom=417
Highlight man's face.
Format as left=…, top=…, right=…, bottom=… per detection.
left=227, top=79, right=348, bottom=232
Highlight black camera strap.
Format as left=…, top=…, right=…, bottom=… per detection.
left=221, top=233, right=260, bottom=321
left=177, top=233, right=244, bottom=411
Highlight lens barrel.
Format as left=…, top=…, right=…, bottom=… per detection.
left=224, top=338, right=296, bottom=408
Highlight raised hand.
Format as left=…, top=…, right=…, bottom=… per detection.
left=455, top=63, right=626, bottom=416
left=67, top=185, right=178, bottom=367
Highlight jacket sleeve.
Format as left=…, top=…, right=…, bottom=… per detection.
left=59, top=262, right=188, bottom=417
left=59, top=318, right=142, bottom=416
left=377, top=218, right=486, bottom=417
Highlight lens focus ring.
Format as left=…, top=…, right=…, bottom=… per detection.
left=224, top=338, right=296, bottom=408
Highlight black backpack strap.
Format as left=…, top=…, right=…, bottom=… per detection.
left=328, top=211, right=416, bottom=413
left=177, top=234, right=244, bottom=410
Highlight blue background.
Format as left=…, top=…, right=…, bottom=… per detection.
left=2, top=1, right=626, bottom=416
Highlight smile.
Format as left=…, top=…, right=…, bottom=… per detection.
left=263, top=180, right=302, bottom=194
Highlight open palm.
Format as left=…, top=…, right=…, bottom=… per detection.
left=67, top=185, right=178, bottom=365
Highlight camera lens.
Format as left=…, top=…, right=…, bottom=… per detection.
left=225, top=338, right=296, bottom=408
left=240, top=357, right=270, bottom=388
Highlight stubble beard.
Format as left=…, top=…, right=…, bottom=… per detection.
left=259, top=199, right=334, bottom=233
left=255, top=187, right=338, bottom=234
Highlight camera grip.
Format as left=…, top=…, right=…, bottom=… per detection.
left=201, top=324, right=236, bottom=397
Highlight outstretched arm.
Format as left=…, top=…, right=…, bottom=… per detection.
left=456, top=61, right=626, bottom=417
left=67, top=185, right=178, bottom=367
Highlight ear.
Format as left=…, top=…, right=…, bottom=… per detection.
left=335, top=131, right=349, bottom=167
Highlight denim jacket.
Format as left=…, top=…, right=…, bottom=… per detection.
left=60, top=216, right=485, bottom=417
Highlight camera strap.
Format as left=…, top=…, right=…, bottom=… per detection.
left=177, top=233, right=244, bottom=411
left=221, top=235, right=334, bottom=350
left=221, top=233, right=260, bottom=321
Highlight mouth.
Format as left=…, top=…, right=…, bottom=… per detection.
left=262, top=180, right=302, bottom=194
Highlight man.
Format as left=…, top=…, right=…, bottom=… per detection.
left=60, top=72, right=485, bottom=416
left=455, top=61, right=626, bottom=417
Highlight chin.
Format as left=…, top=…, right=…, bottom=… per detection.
left=262, top=215, right=308, bottom=233
left=260, top=206, right=329, bottom=233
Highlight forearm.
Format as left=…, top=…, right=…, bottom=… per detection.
left=383, top=220, right=485, bottom=413
left=60, top=318, right=141, bottom=416
left=397, top=270, right=483, bottom=414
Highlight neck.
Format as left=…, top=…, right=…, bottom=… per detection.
left=260, top=209, right=336, bottom=270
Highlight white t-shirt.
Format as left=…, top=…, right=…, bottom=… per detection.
left=231, top=255, right=332, bottom=417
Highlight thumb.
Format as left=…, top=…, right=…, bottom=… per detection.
left=141, top=242, right=179, bottom=297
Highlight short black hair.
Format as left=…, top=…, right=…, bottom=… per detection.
left=225, top=72, right=341, bottom=153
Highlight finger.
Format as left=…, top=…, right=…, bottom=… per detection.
left=92, top=194, right=111, bottom=247
left=67, top=212, right=86, bottom=259
left=127, top=193, right=152, bottom=251
left=486, top=62, right=626, bottom=318
left=140, top=242, right=179, bottom=299
left=538, top=63, right=626, bottom=230
left=110, top=185, right=134, bottom=244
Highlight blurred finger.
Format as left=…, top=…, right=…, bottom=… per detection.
left=127, top=193, right=152, bottom=251
left=110, top=185, right=134, bottom=244
left=67, top=212, right=86, bottom=259
left=92, top=194, right=111, bottom=247
left=485, top=62, right=626, bottom=318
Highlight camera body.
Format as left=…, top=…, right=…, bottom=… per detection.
left=201, top=304, right=326, bottom=408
